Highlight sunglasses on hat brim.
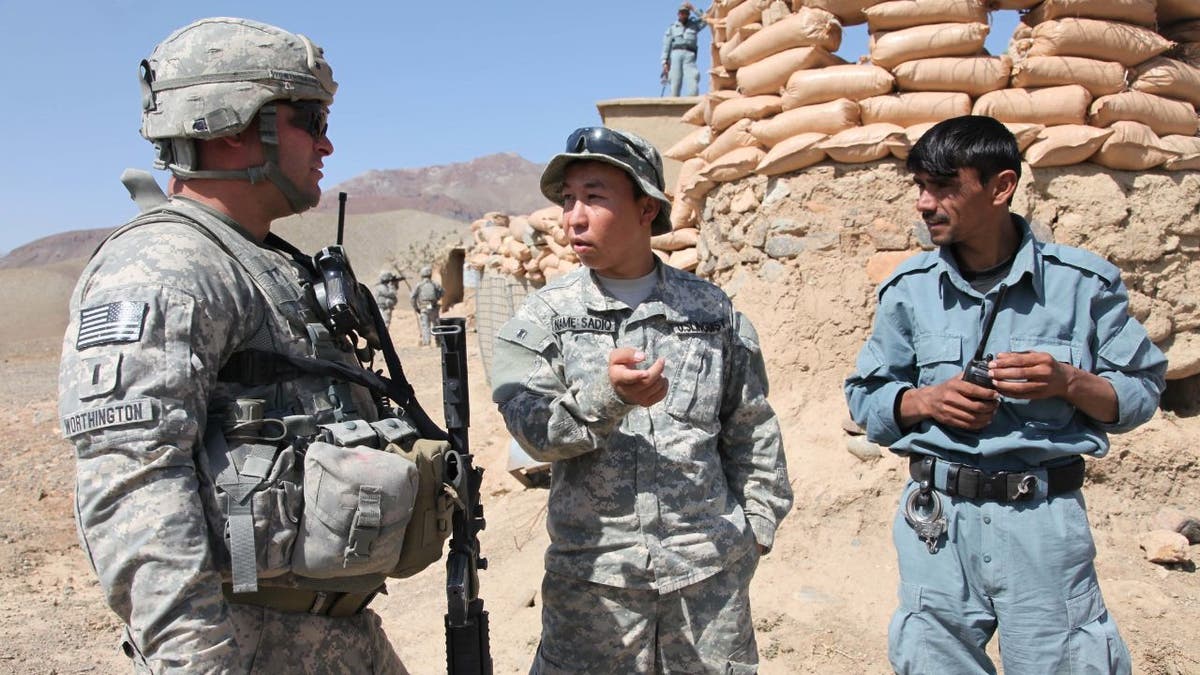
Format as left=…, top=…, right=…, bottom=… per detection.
left=565, top=127, right=663, bottom=192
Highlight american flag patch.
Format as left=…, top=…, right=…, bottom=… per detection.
left=76, top=301, right=148, bottom=350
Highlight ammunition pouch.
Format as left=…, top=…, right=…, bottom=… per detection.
left=389, top=438, right=455, bottom=578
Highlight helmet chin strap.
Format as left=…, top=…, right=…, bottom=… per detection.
left=161, top=103, right=316, bottom=213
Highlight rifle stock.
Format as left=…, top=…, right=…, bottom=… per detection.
left=435, top=318, right=492, bottom=675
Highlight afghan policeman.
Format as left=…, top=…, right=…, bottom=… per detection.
left=410, top=266, right=444, bottom=347
left=491, top=126, right=793, bottom=674
left=375, top=270, right=401, bottom=327
left=58, top=17, right=443, bottom=673
left=661, top=2, right=706, bottom=97
left=844, top=115, right=1166, bottom=675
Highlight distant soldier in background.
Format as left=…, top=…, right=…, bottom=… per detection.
left=374, top=270, right=402, bottom=327
left=411, top=265, right=444, bottom=346
left=661, top=2, right=706, bottom=97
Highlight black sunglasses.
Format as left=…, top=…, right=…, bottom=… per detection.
left=565, top=127, right=663, bottom=191
left=284, top=100, right=329, bottom=140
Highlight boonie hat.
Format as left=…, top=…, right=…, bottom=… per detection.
left=540, top=126, right=673, bottom=236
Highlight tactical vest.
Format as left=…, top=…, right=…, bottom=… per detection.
left=102, top=185, right=452, bottom=599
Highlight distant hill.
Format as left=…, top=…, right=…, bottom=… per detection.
left=0, top=152, right=545, bottom=271
left=315, top=152, right=548, bottom=222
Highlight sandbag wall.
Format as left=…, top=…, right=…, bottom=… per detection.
left=665, top=0, right=1200, bottom=232
left=465, top=207, right=700, bottom=288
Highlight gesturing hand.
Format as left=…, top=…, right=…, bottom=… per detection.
left=609, top=347, right=668, bottom=407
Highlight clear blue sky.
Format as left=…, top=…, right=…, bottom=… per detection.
left=0, top=1, right=1017, bottom=254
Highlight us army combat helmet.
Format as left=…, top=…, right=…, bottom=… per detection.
left=420, top=266, right=433, bottom=278
left=139, top=17, right=337, bottom=212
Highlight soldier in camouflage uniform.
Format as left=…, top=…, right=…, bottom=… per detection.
left=374, top=270, right=401, bottom=327
left=491, top=127, right=793, bottom=674
left=410, top=266, right=444, bottom=347
left=58, top=18, right=420, bottom=674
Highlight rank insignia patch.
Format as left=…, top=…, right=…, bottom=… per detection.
left=76, top=301, right=148, bottom=350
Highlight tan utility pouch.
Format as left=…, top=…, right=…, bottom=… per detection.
left=292, top=440, right=419, bottom=578
left=389, top=438, right=455, bottom=578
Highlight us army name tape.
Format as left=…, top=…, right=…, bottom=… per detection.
left=61, top=398, right=157, bottom=437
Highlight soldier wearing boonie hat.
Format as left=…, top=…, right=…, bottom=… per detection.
left=492, top=126, right=793, bottom=673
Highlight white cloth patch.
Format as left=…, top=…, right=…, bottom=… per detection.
left=77, top=301, right=148, bottom=350
left=61, top=398, right=157, bottom=437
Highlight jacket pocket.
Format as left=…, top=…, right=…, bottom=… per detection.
left=665, top=334, right=725, bottom=425
left=914, top=332, right=963, bottom=387
left=1006, top=337, right=1079, bottom=430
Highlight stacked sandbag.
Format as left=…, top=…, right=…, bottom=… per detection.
left=465, top=202, right=704, bottom=284
left=668, top=0, right=1200, bottom=241
left=1005, top=0, right=1191, bottom=170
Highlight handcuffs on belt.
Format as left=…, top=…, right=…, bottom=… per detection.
left=903, top=480, right=947, bottom=553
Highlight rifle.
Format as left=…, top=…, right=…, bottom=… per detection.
left=434, top=317, right=493, bottom=675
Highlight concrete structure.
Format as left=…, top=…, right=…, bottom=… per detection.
left=596, top=96, right=701, bottom=195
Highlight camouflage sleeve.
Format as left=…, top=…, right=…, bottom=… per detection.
left=718, top=312, right=793, bottom=551
left=59, top=227, right=254, bottom=672
left=491, top=308, right=634, bottom=462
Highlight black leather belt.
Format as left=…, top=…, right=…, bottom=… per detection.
left=908, top=455, right=1085, bottom=502
left=222, top=583, right=380, bottom=618
left=671, top=45, right=697, bottom=52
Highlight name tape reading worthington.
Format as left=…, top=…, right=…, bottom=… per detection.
left=61, top=398, right=158, bottom=437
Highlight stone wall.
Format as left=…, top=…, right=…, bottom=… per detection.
left=695, top=160, right=1200, bottom=381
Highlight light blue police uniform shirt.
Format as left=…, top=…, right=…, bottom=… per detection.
left=662, top=15, right=706, bottom=64
left=845, top=215, right=1166, bottom=470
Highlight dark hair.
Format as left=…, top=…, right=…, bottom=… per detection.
left=907, top=115, right=1022, bottom=184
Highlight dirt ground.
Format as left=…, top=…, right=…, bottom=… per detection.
left=1, top=285, right=1198, bottom=675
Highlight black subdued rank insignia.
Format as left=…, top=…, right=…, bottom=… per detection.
left=77, top=301, right=148, bottom=350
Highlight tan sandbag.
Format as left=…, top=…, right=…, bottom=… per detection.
left=719, top=28, right=748, bottom=66
left=651, top=228, right=701, bottom=252
left=1026, top=0, right=1156, bottom=27
left=1023, top=125, right=1114, bottom=167
left=781, top=64, right=894, bottom=109
left=681, top=99, right=707, bottom=125
left=711, top=95, right=785, bottom=132
left=1174, top=43, right=1200, bottom=69
left=482, top=226, right=505, bottom=252
left=1028, top=18, right=1174, bottom=67
left=665, top=126, right=715, bottom=161
left=891, top=56, right=1010, bottom=95
left=725, top=8, right=841, bottom=68
left=668, top=247, right=700, bottom=272
left=700, top=146, right=769, bottom=181
left=726, top=0, right=771, bottom=36
left=736, top=46, right=844, bottom=95
left=528, top=206, right=563, bottom=234
left=1005, top=123, right=1047, bottom=152
left=817, top=123, right=907, bottom=163
left=1089, top=91, right=1200, bottom=136
left=755, top=132, right=829, bottom=174
left=870, top=22, right=990, bottom=69
left=860, top=91, right=972, bottom=127
left=1009, top=56, right=1127, bottom=97
left=899, top=122, right=936, bottom=157
left=1090, top=121, right=1177, bottom=171
left=704, top=90, right=742, bottom=126
left=482, top=212, right=510, bottom=229
left=677, top=157, right=717, bottom=201
left=700, top=118, right=761, bottom=162
left=761, top=0, right=792, bottom=25
left=972, top=85, right=1092, bottom=125
left=1162, top=20, right=1200, bottom=44
left=543, top=236, right=574, bottom=262
left=1160, top=134, right=1200, bottom=169
left=533, top=252, right=558, bottom=274
left=1159, top=0, right=1200, bottom=24
left=750, top=98, right=861, bottom=146
left=508, top=239, right=533, bottom=263
left=990, top=0, right=1040, bottom=8
left=797, top=0, right=877, bottom=26
left=863, top=0, right=986, bottom=32
left=508, top=216, right=533, bottom=241
left=498, top=256, right=522, bottom=276
left=670, top=194, right=703, bottom=230
left=1130, top=57, right=1200, bottom=107
left=710, top=66, right=738, bottom=91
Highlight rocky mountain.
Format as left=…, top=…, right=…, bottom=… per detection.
left=0, top=228, right=115, bottom=270
left=314, top=152, right=548, bottom=222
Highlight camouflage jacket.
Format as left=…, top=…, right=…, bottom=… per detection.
left=58, top=197, right=389, bottom=672
left=492, top=262, right=792, bottom=593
